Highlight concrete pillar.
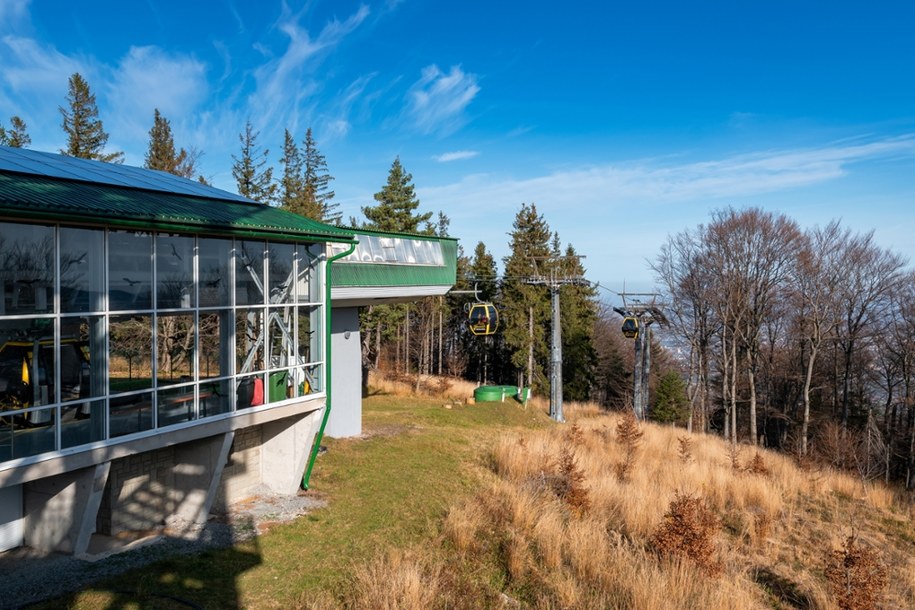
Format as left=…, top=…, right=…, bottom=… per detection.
left=260, top=410, right=322, bottom=495
left=23, top=462, right=109, bottom=554
left=0, top=484, right=22, bottom=552
left=328, top=306, right=362, bottom=438
left=167, top=432, right=234, bottom=535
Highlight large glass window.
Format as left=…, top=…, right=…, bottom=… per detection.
left=199, top=238, right=230, bottom=308
left=235, top=240, right=264, bottom=306
left=61, top=227, right=105, bottom=313
left=0, top=223, right=54, bottom=315
left=109, top=231, right=152, bottom=311
left=109, top=314, right=153, bottom=393
left=156, top=234, right=195, bottom=310
left=0, top=224, right=326, bottom=465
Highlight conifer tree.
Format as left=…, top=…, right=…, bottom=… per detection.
left=232, top=120, right=277, bottom=204
left=559, top=243, right=599, bottom=400
left=302, top=128, right=339, bottom=224
left=0, top=116, right=30, bottom=148
left=362, top=157, right=432, bottom=233
left=501, top=203, right=553, bottom=390
left=144, top=109, right=202, bottom=179
left=279, top=129, right=319, bottom=218
left=59, top=73, right=123, bottom=163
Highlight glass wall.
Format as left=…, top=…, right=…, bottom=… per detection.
left=0, top=221, right=326, bottom=465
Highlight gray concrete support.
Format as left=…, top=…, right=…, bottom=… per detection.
left=167, top=432, right=234, bottom=535
left=260, top=411, right=322, bottom=495
left=23, top=462, right=110, bottom=554
left=328, top=306, right=362, bottom=438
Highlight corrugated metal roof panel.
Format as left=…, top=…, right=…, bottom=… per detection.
left=0, top=145, right=253, bottom=203
left=0, top=172, right=355, bottom=242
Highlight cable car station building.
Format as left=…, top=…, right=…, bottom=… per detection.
left=0, top=146, right=456, bottom=555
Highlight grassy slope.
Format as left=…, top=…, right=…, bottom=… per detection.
left=50, top=392, right=549, bottom=609
left=44, top=387, right=915, bottom=609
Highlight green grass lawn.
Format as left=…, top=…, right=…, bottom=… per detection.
left=48, top=393, right=551, bottom=609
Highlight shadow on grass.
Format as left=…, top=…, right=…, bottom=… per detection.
left=28, top=519, right=262, bottom=610
left=753, top=567, right=814, bottom=609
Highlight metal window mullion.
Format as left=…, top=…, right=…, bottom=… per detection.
left=150, top=234, right=158, bottom=430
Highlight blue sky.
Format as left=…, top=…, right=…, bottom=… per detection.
left=2, top=0, right=915, bottom=297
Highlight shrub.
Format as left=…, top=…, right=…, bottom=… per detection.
left=824, top=535, right=887, bottom=610
left=649, top=492, right=721, bottom=576
left=555, top=446, right=590, bottom=516
left=615, top=411, right=643, bottom=482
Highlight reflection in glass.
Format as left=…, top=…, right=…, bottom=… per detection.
left=199, top=311, right=231, bottom=379
left=235, top=240, right=264, bottom=306
left=199, top=238, right=230, bottom=307
left=298, top=306, right=320, bottom=364
left=268, top=242, right=295, bottom=304
left=268, top=307, right=295, bottom=370
left=157, top=234, right=195, bottom=309
left=60, top=316, right=104, bottom=400
left=156, top=314, right=194, bottom=385
left=61, top=227, right=104, bottom=312
left=0, top=318, right=55, bottom=422
left=296, top=244, right=320, bottom=303
left=0, top=222, right=54, bottom=315
left=61, top=399, right=105, bottom=449
left=236, top=308, right=265, bottom=375
left=200, top=379, right=232, bottom=416
left=109, top=314, right=152, bottom=393
left=110, top=391, right=153, bottom=437
left=235, top=373, right=264, bottom=410
left=157, top=385, right=196, bottom=428
left=109, top=231, right=152, bottom=310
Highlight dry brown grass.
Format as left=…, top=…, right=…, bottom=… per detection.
left=314, top=374, right=915, bottom=609
left=443, top=410, right=915, bottom=609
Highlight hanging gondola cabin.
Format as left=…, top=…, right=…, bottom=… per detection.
left=621, top=316, right=639, bottom=339
left=468, top=302, right=499, bottom=336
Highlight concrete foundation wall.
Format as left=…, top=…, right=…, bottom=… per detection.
left=0, top=485, right=22, bottom=552
left=328, top=306, right=362, bottom=438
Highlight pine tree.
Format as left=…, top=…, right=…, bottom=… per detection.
left=559, top=243, right=598, bottom=401
left=501, top=203, right=553, bottom=390
left=59, top=73, right=123, bottom=163
left=146, top=110, right=203, bottom=180
left=232, top=120, right=277, bottom=204
left=652, top=371, right=689, bottom=424
left=302, top=128, right=339, bottom=224
left=362, top=157, right=433, bottom=233
left=0, top=116, right=31, bottom=148
left=462, top=241, right=501, bottom=383
left=279, top=129, right=318, bottom=218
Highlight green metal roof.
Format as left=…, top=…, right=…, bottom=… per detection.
left=0, top=171, right=355, bottom=243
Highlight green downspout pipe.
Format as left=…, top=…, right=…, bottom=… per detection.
left=302, top=240, right=357, bottom=489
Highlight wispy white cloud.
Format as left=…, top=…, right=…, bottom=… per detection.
left=249, top=5, right=370, bottom=133
left=106, top=46, right=208, bottom=160
left=424, top=136, right=915, bottom=216
left=406, top=65, right=479, bottom=136
left=0, top=0, right=31, bottom=35
left=433, top=150, right=479, bottom=162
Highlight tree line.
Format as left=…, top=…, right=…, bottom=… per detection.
left=655, top=207, right=915, bottom=488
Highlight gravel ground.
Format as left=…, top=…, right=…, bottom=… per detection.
left=1, top=487, right=326, bottom=610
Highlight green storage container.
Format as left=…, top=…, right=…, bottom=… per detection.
left=474, top=385, right=519, bottom=402
left=269, top=371, right=288, bottom=402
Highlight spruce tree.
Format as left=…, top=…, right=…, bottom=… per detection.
left=59, top=73, right=123, bottom=163
left=279, top=129, right=317, bottom=217
left=559, top=243, right=599, bottom=401
left=232, top=120, right=277, bottom=204
left=501, top=203, right=553, bottom=390
left=362, top=157, right=432, bottom=233
left=302, top=128, right=339, bottom=224
left=0, top=116, right=30, bottom=148
left=145, top=109, right=202, bottom=179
